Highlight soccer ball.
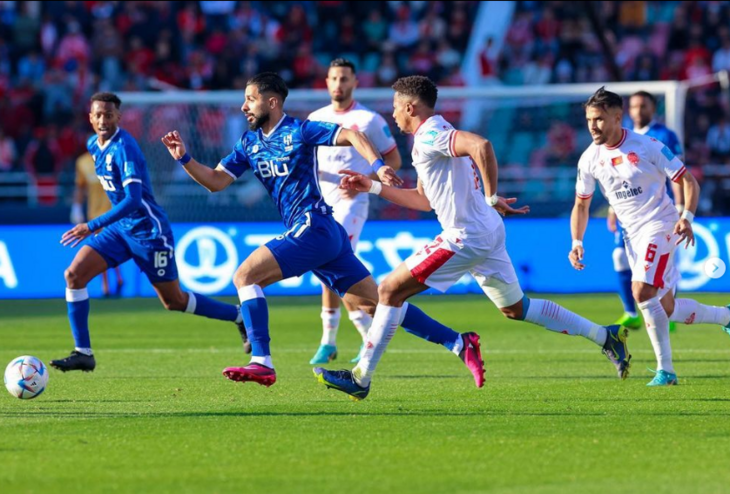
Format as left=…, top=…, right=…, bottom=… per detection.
left=4, top=356, right=49, bottom=400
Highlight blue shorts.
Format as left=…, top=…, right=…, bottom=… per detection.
left=86, top=223, right=178, bottom=284
left=266, top=211, right=371, bottom=297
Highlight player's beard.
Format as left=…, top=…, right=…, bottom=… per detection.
left=331, top=88, right=353, bottom=103
left=248, top=112, right=270, bottom=131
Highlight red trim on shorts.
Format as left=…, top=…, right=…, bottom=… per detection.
left=449, top=130, right=458, bottom=157
left=653, top=253, right=670, bottom=289
left=671, top=167, right=687, bottom=183
left=576, top=193, right=593, bottom=199
left=410, top=249, right=456, bottom=284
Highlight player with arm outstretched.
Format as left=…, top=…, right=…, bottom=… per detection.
left=315, top=76, right=632, bottom=401
left=569, top=87, right=730, bottom=386
left=162, top=72, right=485, bottom=391
left=307, top=58, right=402, bottom=365
left=608, top=90, right=685, bottom=331
left=51, top=92, right=250, bottom=373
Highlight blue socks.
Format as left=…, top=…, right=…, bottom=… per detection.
left=400, top=303, right=461, bottom=351
left=66, top=288, right=91, bottom=351
left=185, top=292, right=239, bottom=322
left=238, top=285, right=270, bottom=357
left=617, top=269, right=636, bottom=314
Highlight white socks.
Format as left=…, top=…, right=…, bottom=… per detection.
left=638, top=297, right=674, bottom=373
left=348, top=309, right=372, bottom=342
left=250, top=355, right=273, bottom=368
left=321, top=307, right=341, bottom=345
left=353, top=304, right=401, bottom=387
left=670, top=299, right=730, bottom=326
left=524, top=299, right=607, bottom=346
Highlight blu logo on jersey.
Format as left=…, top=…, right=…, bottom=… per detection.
left=257, top=159, right=290, bottom=178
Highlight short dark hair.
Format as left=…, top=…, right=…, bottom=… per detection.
left=392, top=75, right=438, bottom=109
left=90, top=92, right=122, bottom=109
left=584, top=86, right=623, bottom=111
left=247, top=72, right=289, bottom=101
left=630, top=90, right=657, bottom=106
left=329, top=58, right=356, bottom=73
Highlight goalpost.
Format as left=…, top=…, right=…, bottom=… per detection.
left=117, top=73, right=727, bottom=222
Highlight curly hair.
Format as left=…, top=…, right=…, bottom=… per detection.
left=90, top=92, right=122, bottom=109
left=584, top=86, right=623, bottom=111
left=392, top=75, right=438, bottom=109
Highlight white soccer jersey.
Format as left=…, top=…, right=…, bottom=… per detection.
left=576, top=129, right=686, bottom=238
left=411, top=115, right=501, bottom=238
left=308, top=101, right=397, bottom=217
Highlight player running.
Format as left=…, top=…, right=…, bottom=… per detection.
left=315, top=76, right=632, bottom=401
left=608, top=90, right=684, bottom=331
left=51, top=92, right=250, bottom=373
left=161, top=72, right=486, bottom=390
left=307, top=58, right=402, bottom=365
left=71, top=150, right=124, bottom=297
left=569, top=87, right=730, bottom=386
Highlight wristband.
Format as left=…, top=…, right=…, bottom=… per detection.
left=370, top=158, right=385, bottom=174
left=177, top=153, right=192, bottom=166
left=681, top=210, right=694, bottom=223
left=572, top=239, right=583, bottom=249
left=369, top=181, right=383, bottom=195
left=486, top=194, right=499, bottom=207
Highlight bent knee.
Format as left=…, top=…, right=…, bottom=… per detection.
left=500, top=306, right=523, bottom=320
left=161, top=295, right=187, bottom=312
left=64, top=268, right=85, bottom=289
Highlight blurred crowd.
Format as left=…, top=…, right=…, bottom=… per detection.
left=1, top=1, right=729, bottom=215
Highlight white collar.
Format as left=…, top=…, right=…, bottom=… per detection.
left=97, top=127, right=120, bottom=150
left=262, top=113, right=287, bottom=138
left=634, top=120, right=656, bottom=135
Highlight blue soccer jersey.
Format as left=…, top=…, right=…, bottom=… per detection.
left=87, top=128, right=172, bottom=241
left=644, top=122, right=683, bottom=159
left=219, top=115, right=341, bottom=228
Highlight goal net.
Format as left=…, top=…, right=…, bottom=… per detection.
left=118, top=78, right=706, bottom=223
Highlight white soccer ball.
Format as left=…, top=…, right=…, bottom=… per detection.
left=4, top=356, right=49, bottom=399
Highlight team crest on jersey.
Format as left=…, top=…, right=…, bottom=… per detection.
left=627, top=152, right=639, bottom=165
left=611, top=156, right=623, bottom=166
left=283, top=134, right=293, bottom=152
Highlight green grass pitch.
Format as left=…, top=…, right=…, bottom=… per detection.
left=1, top=293, right=729, bottom=494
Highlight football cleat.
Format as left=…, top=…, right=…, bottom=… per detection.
left=50, top=351, right=96, bottom=372
left=458, top=332, right=485, bottom=388
left=309, top=344, right=338, bottom=365
left=313, top=367, right=370, bottom=401
left=615, top=313, right=642, bottom=330
left=602, top=325, right=631, bottom=380
left=647, top=369, right=678, bottom=387
left=223, top=363, right=276, bottom=387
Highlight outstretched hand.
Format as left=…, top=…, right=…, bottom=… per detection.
left=60, top=223, right=92, bottom=248
left=161, top=131, right=187, bottom=160
left=376, top=166, right=403, bottom=187
left=493, top=197, right=530, bottom=217
left=339, top=169, right=374, bottom=192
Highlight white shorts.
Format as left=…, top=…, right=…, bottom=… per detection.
left=625, top=221, right=679, bottom=298
left=333, top=205, right=367, bottom=250
left=404, top=223, right=523, bottom=308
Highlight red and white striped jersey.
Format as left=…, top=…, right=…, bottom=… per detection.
left=576, top=128, right=686, bottom=238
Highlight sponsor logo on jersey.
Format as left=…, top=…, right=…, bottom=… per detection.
left=611, top=156, right=623, bottom=166
left=422, top=130, right=438, bottom=146
left=627, top=152, right=639, bottom=165
left=615, top=181, right=643, bottom=200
